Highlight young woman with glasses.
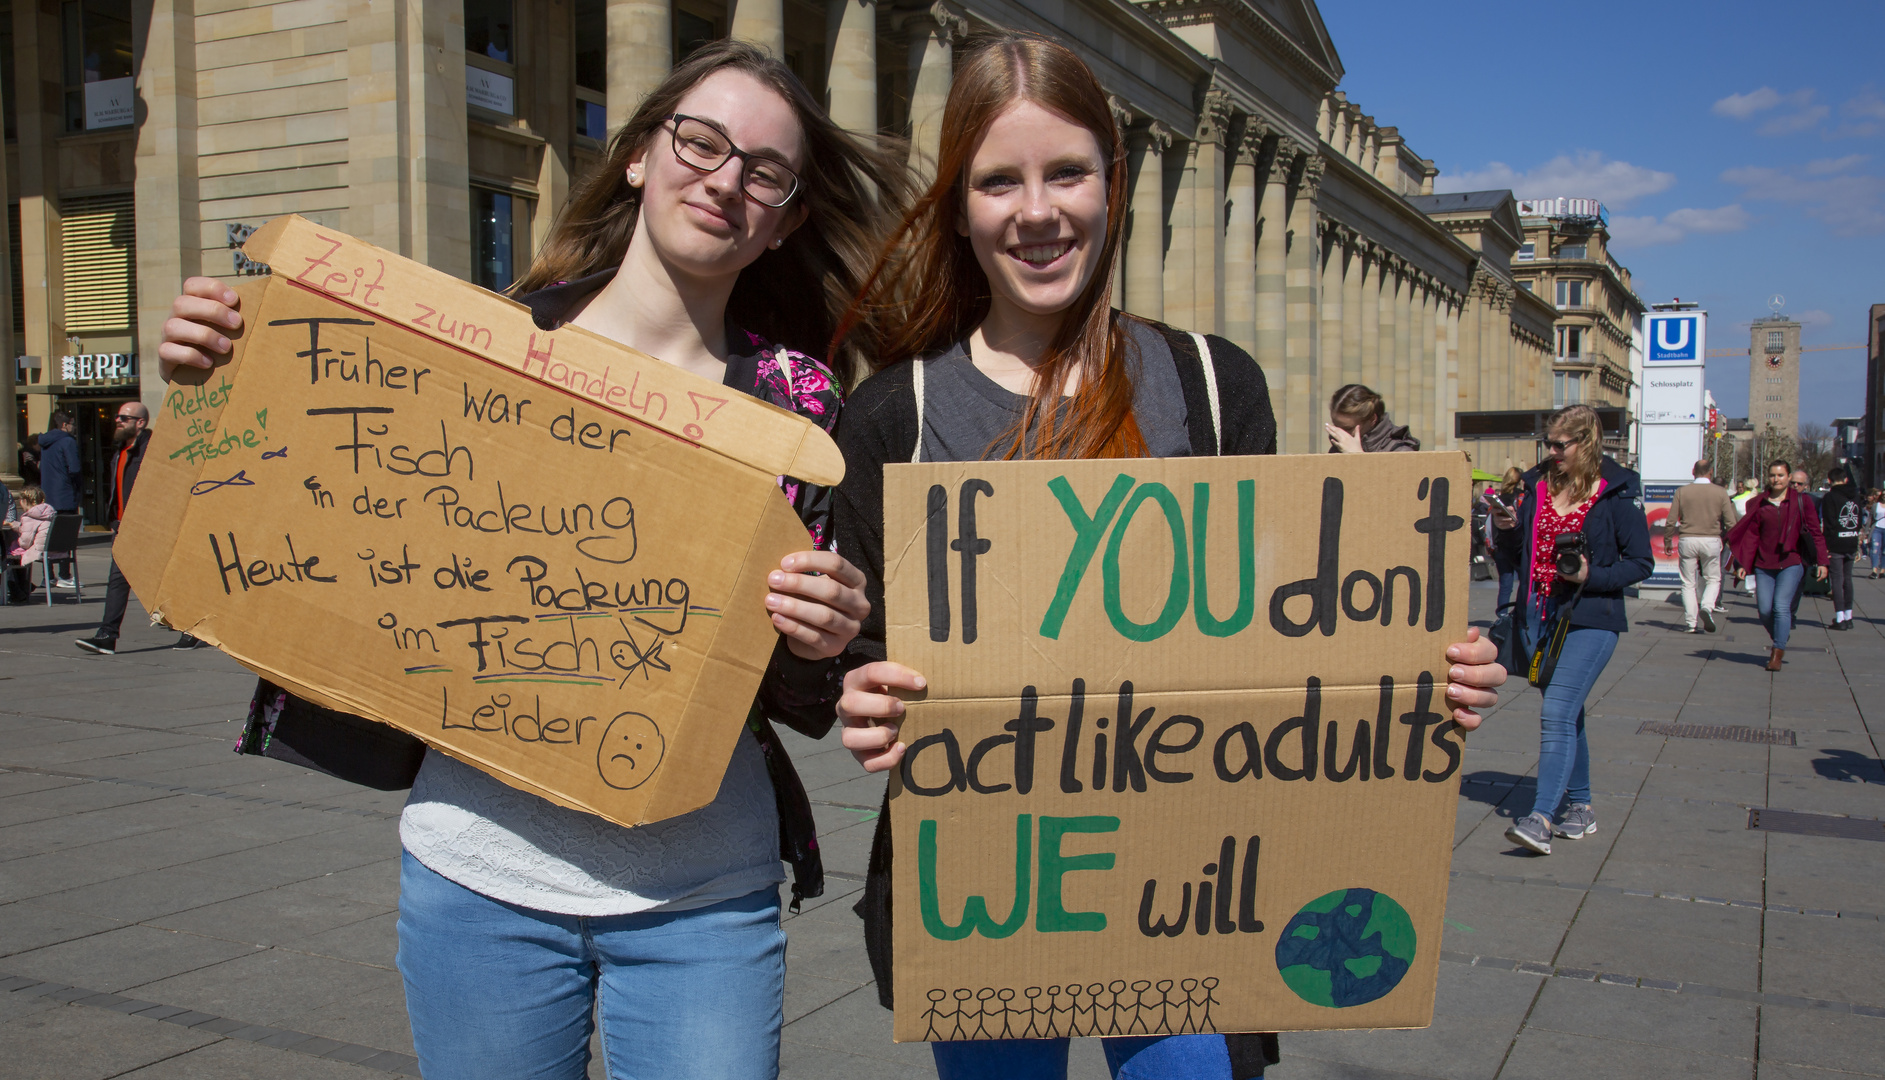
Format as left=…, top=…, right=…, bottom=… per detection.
left=1728, top=460, right=1829, bottom=670
left=829, top=32, right=1508, bottom=1078
left=1489, top=405, right=1652, bottom=855
left=156, top=41, right=911, bottom=1079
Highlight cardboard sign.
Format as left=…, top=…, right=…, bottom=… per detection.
left=883, top=453, right=1470, bottom=1039
left=116, top=215, right=843, bottom=828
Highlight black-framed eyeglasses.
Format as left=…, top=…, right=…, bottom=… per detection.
left=662, top=115, right=800, bottom=208
left=1544, top=437, right=1579, bottom=452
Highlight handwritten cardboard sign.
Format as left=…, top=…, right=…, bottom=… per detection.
left=116, top=215, right=843, bottom=828
left=883, top=453, right=1470, bottom=1039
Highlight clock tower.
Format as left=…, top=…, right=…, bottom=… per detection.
left=1748, top=314, right=1801, bottom=438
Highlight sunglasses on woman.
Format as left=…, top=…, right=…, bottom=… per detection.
left=1544, top=436, right=1580, bottom=452
left=662, top=114, right=801, bottom=208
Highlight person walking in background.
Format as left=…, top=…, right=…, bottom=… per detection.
left=74, top=404, right=199, bottom=653
left=1490, top=404, right=1652, bottom=856
left=1728, top=461, right=1828, bottom=671
left=1819, top=466, right=1862, bottom=630
left=1789, top=469, right=1819, bottom=622
left=1489, top=466, right=1525, bottom=610
left=1664, top=458, right=1737, bottom=633
left=1869, top=489, right=1885, bottom=579
left=1324, top=383, right=1419, bottom=453
left=36, top=410, right=80, bottom=588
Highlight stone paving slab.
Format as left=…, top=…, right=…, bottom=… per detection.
left=4, top=545, right=1884, bottom=1078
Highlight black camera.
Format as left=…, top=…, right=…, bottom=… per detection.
left=1554, top=532, right=1589, bottom=577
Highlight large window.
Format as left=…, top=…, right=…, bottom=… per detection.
left=61, top=0, right=133, bottom=133
left=574, top=0, right=607, bottom=140
left=1553, top=370, right=1585, bottom=408
left=1516, top=242, right=1535, bottom=261
left=1556, top=326, right=1583, bottom=360
left=1555, top=279, right=1587, bottom=308
left=472, top=188, right=532, bottom=292
left=465, top=0, right=516, bottom=116
left=1557, top=243, right=1587, bottom=260
left=1767, top=330, right=1784, bottom=352
left=62, top=192, right=136, bottom=334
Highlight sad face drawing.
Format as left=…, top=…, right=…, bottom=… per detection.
left=597, top=711, right=666, bottom=790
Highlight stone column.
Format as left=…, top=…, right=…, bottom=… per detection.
left=346, top=0, right=470, bottom=273
left=1318, top=221, right=1345, bottom=427
left=1254, top=135, right=1290, bottom=418
left=1341, top=239, right=1364, bottom=384
left=1444, top=298, right=1461, bottom=450
left=1123, top=122, right=1171, bottom=322
left=132, top=0, right=199, bottom=420
left=903, top=3, right=965, bottom=180
left=825, top=0, right=877, bottom=135
left=1222, top=124, right=1260, bottom=355
left=1284, top=155, right=1323, bottom=454
left=607, top=0, right=670, bottom=131
left=1358, top=250, right=1380, bottom=390
left=1376, top=259, right=1397, bottom=403
left=1394, top=266, right=1413, bottom=428
left=1457, top=275, right=1482, bottom=422
left=1417, top=282, right=1436, bottom=446
left=731, top=0, right=785, bottom=57
left=1186, top=91, right=1231, bottom=336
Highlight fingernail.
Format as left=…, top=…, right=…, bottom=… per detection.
left=768, top=571, right=783, bottom=585
left=1449, top=666, right=1465, bottom=680
left=914, top=676, right=926, bottom=689
left=765, top=595, right=781, bottom=609
left=782, top=556, right=796, bottom=569
left=215, top=336, right=230, bottom=351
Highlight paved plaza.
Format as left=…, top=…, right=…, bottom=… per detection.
left=1, top=541, right=1881, bottom=1078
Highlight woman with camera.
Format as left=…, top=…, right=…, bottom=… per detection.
left=1490, top=405, right=1653, bottom=855
left=1727, top=460, right=1828, bottom=670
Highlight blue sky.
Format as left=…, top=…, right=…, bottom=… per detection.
left=1319, top=0, right=1884, bottom=428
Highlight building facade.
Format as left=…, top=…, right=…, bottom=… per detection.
left=4, top=0, right=1571, bottom=511
left=1748, top=313, right=1801, bottom=439
left=1506, top=198, right=1644, bottom=439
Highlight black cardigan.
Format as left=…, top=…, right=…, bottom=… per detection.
left=833, top=319, right=1280, bottom=1077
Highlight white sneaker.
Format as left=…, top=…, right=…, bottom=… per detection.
left=52, top=578, right=77, bottom=589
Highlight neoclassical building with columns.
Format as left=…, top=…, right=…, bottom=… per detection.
left=3, top=0, right=1562, bottom=499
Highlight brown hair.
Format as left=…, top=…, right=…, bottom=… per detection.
left=1499, top=466, right=1522, bottom=500
left=1329, top=384, right=1386, bottom=426
left=835, top=31, right=1143, bottom=460
left=16, top=485, right=42, bottom=507
left=1545, top=404, right=1604, bottom=503
left=511, top=40, right=913, bottom=377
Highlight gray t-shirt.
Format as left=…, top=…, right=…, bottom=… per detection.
left=915, top=323, right=1192, bottom=462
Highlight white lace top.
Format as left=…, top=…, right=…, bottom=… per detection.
left=399, top=731, right=783, bottom=916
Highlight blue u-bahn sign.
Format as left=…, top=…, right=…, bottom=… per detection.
left=1647, top=315, right=1702, bottom=363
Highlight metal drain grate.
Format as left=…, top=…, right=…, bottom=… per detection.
left=1637, top=722, right=1797, bottom=746
left=1748, top=808, right=1885, bottom=842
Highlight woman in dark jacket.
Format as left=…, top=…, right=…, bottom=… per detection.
left=1727, top=460, right=1828, bottom=669
left=1489, top=466, right=1525, bottom=609
left=1489, top=405, right=1653, bottom=856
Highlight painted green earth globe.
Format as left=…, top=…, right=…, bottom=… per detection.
left=1274, top=888, right=1416, bottom=1008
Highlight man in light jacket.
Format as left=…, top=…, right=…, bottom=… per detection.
left=1664, top=459, right=1738, bottom=633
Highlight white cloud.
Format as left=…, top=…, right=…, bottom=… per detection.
left=1805, top=154, right=1869, bottom=175
left=1713, top=87, right=1787, bottom=118
left=1713, top=87, right=1826, bottom=136
left=1722, top=163, right=1885, bottom=235
left=1834, top=89, right=1885, bottom=138
left=1758, top=105, right=1830, bottom=136
left=1793, top=309, right=1835, bottom=330
left=1608, top=205, right=1751, bottom=249
left=1434, top=151, right=1675, bottom=209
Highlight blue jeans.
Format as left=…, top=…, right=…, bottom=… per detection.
left=933, top=1034, right=1232, bottom=1079
left=1496, top=570, right=1518, bottom=611
left=1871, top=528, right=1885, bottom=567
left=1755, top=564, right=1805, bottom=648
left=396, top=851, right=785, bottom=1080
left=1524, top=610, right=1617, bottom=819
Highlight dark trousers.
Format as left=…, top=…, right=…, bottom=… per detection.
left=1830, top=552, right=1855, bottom=613
left=98, top=558, right=132, bottom=640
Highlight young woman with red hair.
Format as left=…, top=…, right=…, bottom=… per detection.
left=829, top=31, right=1508, bottom=1079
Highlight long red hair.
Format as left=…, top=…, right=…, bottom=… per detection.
left=834, top=31, right=1145, bottom=460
